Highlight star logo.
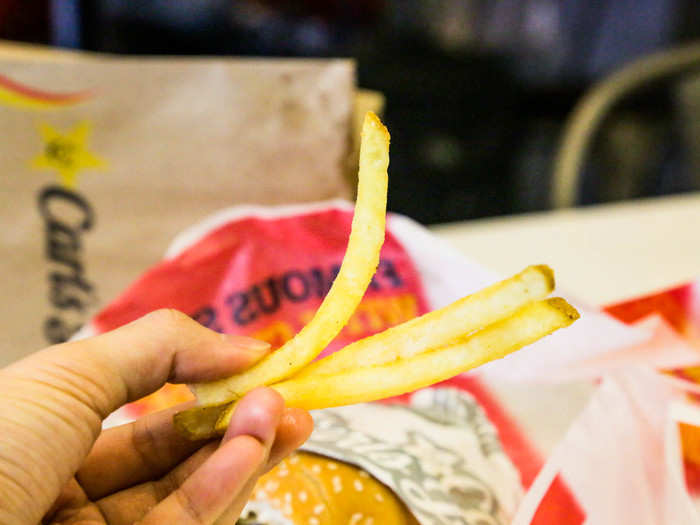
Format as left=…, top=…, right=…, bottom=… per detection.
left=31, top=121, right=106, bottom=188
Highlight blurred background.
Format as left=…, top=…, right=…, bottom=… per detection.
left=3, top=0, right=700, bottom=224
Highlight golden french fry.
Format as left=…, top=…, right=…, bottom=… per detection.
left=174, top=111, right=582, bottom=443
left=210, top=298, right=579, bottom=434
left=173, top=403, right=229, bottom=441
left=173, top=274, right=561, bottom=440
left=192, top=112, right=390, bottom=406
left=294, top=265, right=554, bottom=379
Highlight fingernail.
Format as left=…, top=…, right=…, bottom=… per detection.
left=224, top=334, right=271, bottom=353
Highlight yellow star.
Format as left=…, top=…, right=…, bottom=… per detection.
left=31, top=121, right=106, bottom=188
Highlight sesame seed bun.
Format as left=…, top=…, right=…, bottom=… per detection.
left=241, top=451, right=419, bottom=524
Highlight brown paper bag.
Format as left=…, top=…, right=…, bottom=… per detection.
left=0, top=48, right=356, bottom=364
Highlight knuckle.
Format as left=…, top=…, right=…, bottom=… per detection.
left=174, top=486, right=207, bottom=524
left=145, top=308, right=191, bottom=327
left=230, top=434, right=267, bottom=463
left=143, top=309, right=195, bottom=338
left=130, top=417, right=164, bottom=476
left=153, top=473, right=177, bottom=503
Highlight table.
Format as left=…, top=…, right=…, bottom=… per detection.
left=433, top=192, right=700, bottom=460
left=432, top=192, right=700, bottom=306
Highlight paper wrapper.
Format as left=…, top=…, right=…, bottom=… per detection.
left=604, top=283, right=700, bottom=497
left=305, top=389, right=521, bottom=524
left=243, top=388, right=522, bottom=524
left=0, top=51, right=355, bottom=364
left=75, top=201, right=700, bottom=523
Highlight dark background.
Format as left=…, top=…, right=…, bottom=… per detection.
left=3, top=0, right=700, bottom=224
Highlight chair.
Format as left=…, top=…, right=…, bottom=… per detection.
left=552, top=42, right=700, bottom=208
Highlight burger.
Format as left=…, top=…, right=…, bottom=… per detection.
left=239, top=451, right=419, bottom=524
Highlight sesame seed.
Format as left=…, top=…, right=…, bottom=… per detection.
left=366, top=518, right=375, bottom=524
left=359, top=470, right=370, bottom=478
left=265, top=480, right=279, bottom=492
left=327, top=462, right=338, bottom=470
left=313, top=504, right=325, bottom=515
left=299, top=491, right=308, bottom=502
left=289, top=455, right=300, bottom=465
left=354, top=479, right=364, bottom=491
left=374, top=493, right=384, bottom=502
left=332, top=475, right=342, bottom=493
left=284, top=492, right=292, bottom=503
left=309, top=518, right=320, bottom=525
left=350, top=512, right=364, bottom=525
left=311, top=464, right=322, bottom=474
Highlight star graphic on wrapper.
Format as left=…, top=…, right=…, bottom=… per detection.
left=31, top=121, right=106, bottom=188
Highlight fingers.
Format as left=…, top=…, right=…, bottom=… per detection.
left=137, top=388, right=284, bottom=525
left=145, top=436, right=264, bottom=525
left=1, top=309, right=269, bottom=524
left=214, top=407, right=314, bottom=525
left=95, top=444, right=218, bottom=525
left=79, top=396, right=312, bottom=507
left=95, top=397, right=313, bottom=524
left=77, top=403, right=204, bottom=500
left=266, top=408, right=314, bottom=471
left=222, top=387, right=284, bottom=446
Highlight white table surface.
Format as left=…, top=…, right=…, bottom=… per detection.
left=431, top=192, right=700, bottom=306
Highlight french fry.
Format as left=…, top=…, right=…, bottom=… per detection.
left=173, top=403, right=229, bottom=441
left=172, top=290, right=576, bottom=440
left=294, top=265, right=554, bottom=379
left=173, top=112, right=582, bottom=442
left=192, top=112, right=390, bottom=406
left=209, top=298, right=579, bottom=436
left=173, top=269, right=560, bottom=440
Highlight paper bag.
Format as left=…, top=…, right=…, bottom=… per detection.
left=0, top=53, right=355, bottom=364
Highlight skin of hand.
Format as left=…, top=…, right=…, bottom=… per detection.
left=0, top=309, right=314, bottom=525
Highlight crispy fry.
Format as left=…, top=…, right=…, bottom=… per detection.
left=192, top=112, right=390, bottom=406
left=209, top=298, right=579, bottom=435
left=173, top=403, right=229, bottom=441
left=294, top=265, right=554, bottom=379
left=174, top=112, right=581, bottom=442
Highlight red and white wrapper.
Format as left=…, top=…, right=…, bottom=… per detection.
left=75, top=201, right=700, bottom=523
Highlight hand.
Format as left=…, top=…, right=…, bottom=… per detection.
left=0, top=309, right=313, bottom=524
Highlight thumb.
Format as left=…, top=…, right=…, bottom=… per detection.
left=0, top=309, right=269, bottom=525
